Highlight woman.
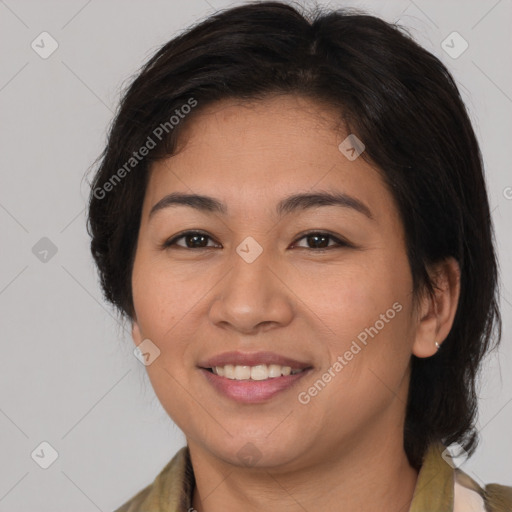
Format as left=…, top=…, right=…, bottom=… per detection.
left=87, top=2, right=512, bottom=511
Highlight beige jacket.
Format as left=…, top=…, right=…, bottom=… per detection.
left=114, top=443, right=512, bottom=511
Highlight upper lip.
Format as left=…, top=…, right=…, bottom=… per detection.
left=198, top=351, right=312, bottom=370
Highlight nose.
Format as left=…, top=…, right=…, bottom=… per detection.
left=208, top=244, right=294, bottom=335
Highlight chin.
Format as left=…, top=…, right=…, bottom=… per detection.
left=206, top=433, right=307, bottom=470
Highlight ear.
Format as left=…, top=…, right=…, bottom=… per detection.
left=412, top=257, right=461, bottom=358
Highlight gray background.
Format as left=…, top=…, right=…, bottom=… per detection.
left=0, top=0, right=511, bottom=510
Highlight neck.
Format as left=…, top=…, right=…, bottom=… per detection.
left=189, top=432, right=418, bottom=512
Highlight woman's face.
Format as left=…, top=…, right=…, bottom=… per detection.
left=131, top=95, right=429, bottom=469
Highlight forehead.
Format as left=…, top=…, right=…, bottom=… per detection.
left=172, top=94, right=346, bottom=167
left=143, top=95, right=396, bottom=223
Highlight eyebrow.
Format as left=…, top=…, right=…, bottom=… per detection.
left=149, top=190, right=374, bottom=220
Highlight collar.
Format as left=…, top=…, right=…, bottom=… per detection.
left=409, top=442, right=454, bottom=512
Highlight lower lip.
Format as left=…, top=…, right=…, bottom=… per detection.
left=200, top=368, right=312, bottom=404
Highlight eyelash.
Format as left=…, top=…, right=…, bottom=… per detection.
left=160, top=230, right=352, bottom=251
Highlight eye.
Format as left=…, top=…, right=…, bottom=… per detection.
left=292, top=231, right=350, bottom=250
left=161, top=230, right=221, bottom=250
left=161, top=230, right=351, bottom=251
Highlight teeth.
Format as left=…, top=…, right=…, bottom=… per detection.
left=211, top=364, right=305, bottom=380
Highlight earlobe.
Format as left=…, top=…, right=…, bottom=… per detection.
left=412, top=257, right=461, bottom=358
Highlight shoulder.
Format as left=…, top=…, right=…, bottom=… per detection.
left=455, top=469, right=512, bottom=512
left=113, top=446, right=192, bottom=512
left=114, top=485, right=151, bottom=512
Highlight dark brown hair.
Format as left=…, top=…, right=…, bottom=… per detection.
left=87, top=1, right=501, bottom=469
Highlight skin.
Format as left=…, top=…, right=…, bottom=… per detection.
left=131, top=95, right=460, bottom=512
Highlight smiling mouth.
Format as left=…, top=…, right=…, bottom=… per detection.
left=203, top=364, right=310, bottom=381
left=200, top=364, right=313, bottom=403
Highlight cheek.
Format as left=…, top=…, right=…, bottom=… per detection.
left=292, top=254, right=413, bottom=384
left=290, top=253, right=409, bottom=336
left=300, top=274, right=413, bottom=434
left=131, top=255, right=205, bottom=428
left=131, top=256, right=187, bottom=378
left=132, top=249, right=203, bottom=334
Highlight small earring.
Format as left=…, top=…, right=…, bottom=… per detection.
left=435, top=341, right=440, bottom=351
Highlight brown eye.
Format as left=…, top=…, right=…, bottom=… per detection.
left=162, top=231, right=220, bottom=249
left=293, top=231, right=349, bottom=250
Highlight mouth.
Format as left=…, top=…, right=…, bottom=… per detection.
left=197, top=351, right=313, bottom=403
left=198, top=350, right=312, bottom=374
left=203, top=364, right=307, bottom=380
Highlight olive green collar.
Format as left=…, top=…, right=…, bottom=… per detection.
left=409, top=442, right=454, bottom=512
